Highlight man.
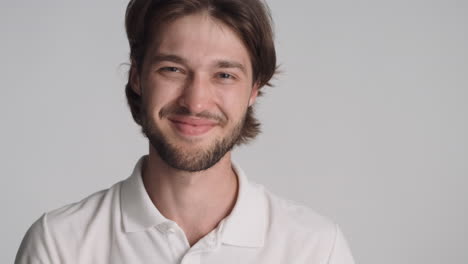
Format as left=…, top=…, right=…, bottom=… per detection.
left=16, top=0, right=355, bottom=263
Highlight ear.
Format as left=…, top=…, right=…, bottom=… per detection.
left=248, top=82, right=260, bottom=106
left=130, top=62, right=142, bottom=96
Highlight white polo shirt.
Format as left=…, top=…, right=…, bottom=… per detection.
left=16, top=156, right=355, bottom=264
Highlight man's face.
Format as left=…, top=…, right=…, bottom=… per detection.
left=132, top=13, right=258, bottom=172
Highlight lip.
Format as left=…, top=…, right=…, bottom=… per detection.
left=168, top=116, right=217, bottom=136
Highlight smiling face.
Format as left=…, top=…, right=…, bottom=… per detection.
left=131, top=13, right=259, bottom=172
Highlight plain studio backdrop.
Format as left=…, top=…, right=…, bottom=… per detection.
left=1, top=0, right=467, bottom=263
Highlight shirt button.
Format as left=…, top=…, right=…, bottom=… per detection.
left=159, top=222, right=176, bottom=233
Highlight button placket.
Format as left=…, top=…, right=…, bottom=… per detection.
left=189, top=232, right=219, bottom=256
left=159, top=222, right=191, bottom=262
left=206, top=233, right=217, bottom=248
left=180, top=252, right=201, bottom=264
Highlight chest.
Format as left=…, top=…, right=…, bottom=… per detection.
left=69, top=228, right=328, bottom=264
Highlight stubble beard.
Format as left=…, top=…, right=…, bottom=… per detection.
left=141, top=107, right=246, bottom=172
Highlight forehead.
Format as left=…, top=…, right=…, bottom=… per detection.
left=148, top=13, right=252, bottom=72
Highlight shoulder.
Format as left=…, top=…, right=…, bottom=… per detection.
left=46, top=181, right=122, bottom=229
left=15, top=182, right=123, bottom=263
left=253, top=182, right=338, bottom=250
left=252, top=183, right=355, bottom=263
left=258, top=183, right=336, bottom=234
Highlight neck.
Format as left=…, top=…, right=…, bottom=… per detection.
left=142, top=145, right=238, bottom=246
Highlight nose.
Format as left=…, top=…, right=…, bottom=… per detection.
left=177, top=73, right=214, bottom=114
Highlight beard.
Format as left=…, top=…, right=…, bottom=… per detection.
left=141, top=104, right=246, bottom=172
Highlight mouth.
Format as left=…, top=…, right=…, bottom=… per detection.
left=168, top=116, right=218, bottom=137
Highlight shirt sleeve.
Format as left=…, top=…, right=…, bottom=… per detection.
left=327, top=224, right=355, bottom=264
left=15, top=213, right=60, bottom=264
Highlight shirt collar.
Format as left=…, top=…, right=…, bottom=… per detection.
left=121, top=156, right=169, bottom=232
left=120, top=156, right=267, bottom=248
left=219, top=162, right=266, bottom=247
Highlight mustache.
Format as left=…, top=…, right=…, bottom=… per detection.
left=159, top=104, right=228, bottom=125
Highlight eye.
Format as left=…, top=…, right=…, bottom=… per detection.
left=161, top=67, right=181, bottom=72
left=218, top=73, right=234, bottom=79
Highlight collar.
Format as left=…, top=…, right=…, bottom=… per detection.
left=120, top=155, right=267, bottom=248
left=121, top=156, right=169, bottom=232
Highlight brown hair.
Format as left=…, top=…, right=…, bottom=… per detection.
left=124, top=0, right=277, bottom=144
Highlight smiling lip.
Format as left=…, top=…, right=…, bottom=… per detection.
left=168, top=116, right=217, bottom=136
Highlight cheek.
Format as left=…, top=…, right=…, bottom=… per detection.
left=143, top=78, right=181, bottom=118
left=218, top=87, right=251, bottom=120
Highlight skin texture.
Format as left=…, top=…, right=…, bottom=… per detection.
left=130, top=13, right=259, bottom=246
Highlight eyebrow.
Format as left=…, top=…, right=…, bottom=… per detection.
left=150, top=54, right=187, bottom=66
left=215, top=60, right=247, bottom=74
left=150, top=53, right=247, bottom=74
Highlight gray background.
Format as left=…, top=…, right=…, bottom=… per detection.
left=2, top=0, right=467, bottom=263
